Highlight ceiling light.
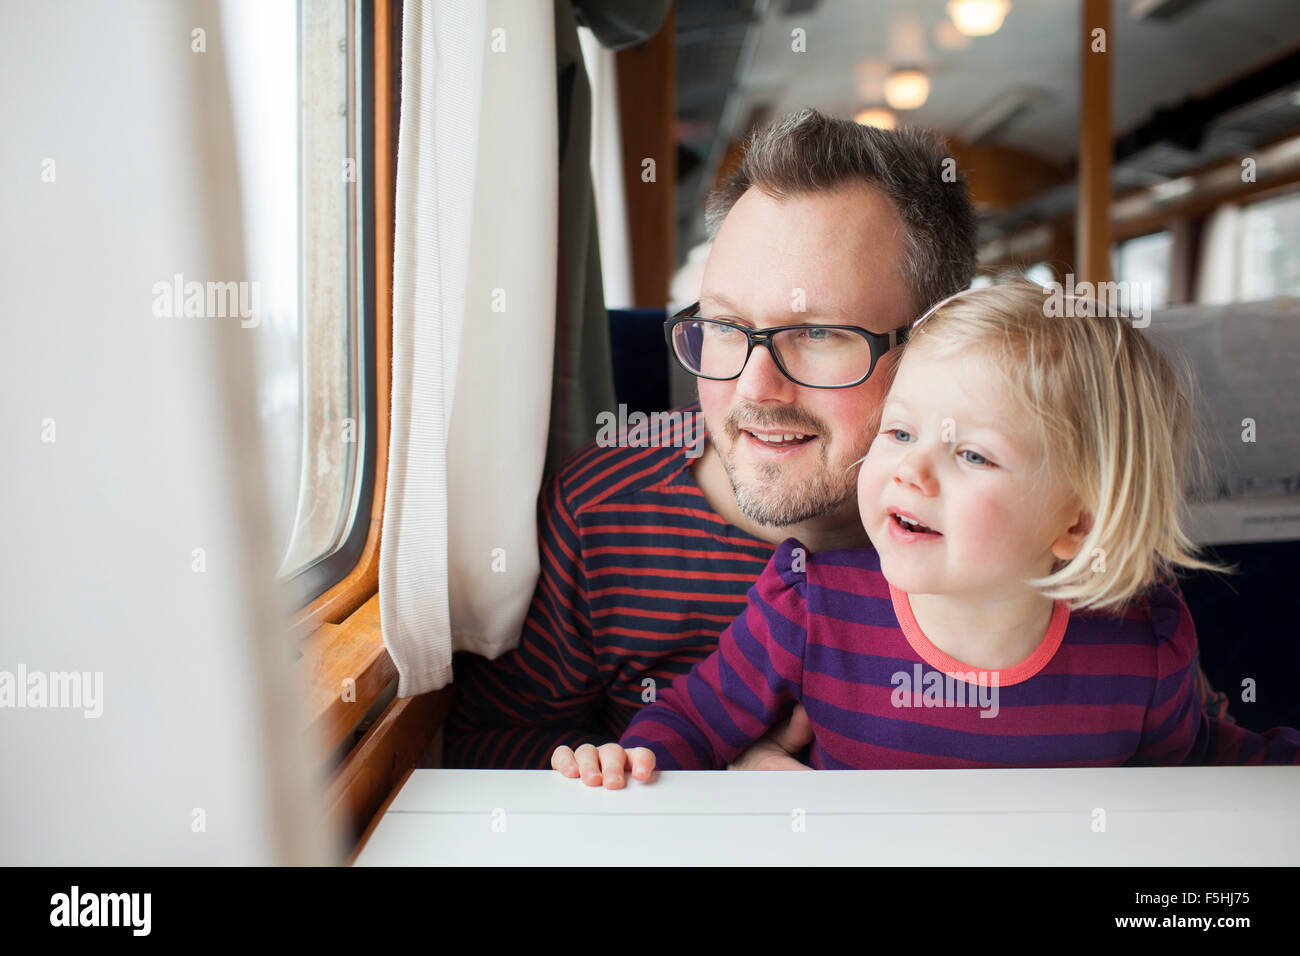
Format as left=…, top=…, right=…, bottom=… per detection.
left=855, top=108, right=896, bottom=130
left=889, top=15, right=927, bottom=63
left=947, top=0, right=1011, bottom=37
left=884, top=69, right=930, bottom=110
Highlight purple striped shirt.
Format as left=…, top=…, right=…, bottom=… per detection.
left=621, top=539, right=1300, bottom=769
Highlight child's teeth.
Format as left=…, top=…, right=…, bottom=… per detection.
left=896, top=514, right=934, bottom=533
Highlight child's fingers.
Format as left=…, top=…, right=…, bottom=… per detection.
left=574, top=743, right=603, bottom=786
left=550, top=745, right=579, bottom=777
left=554, top=743, right=654, bottom=788
left=628, top=747, right=656, bottom=779
left=598, top=742, right=629, bottom=788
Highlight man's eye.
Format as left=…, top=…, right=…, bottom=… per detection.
left=799, top=327, right=840, bottom=343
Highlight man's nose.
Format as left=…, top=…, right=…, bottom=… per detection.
left=734, top=341, right=798, bottom=403
left=893, top=448, right=939, bottom=496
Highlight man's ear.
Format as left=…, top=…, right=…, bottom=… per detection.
left=1050, top=507, right=1093, bottom=562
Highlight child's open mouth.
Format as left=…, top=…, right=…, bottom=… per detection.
left=889, top=510, right=941, bottom=538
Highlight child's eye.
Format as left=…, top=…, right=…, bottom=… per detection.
left=886, top=428, right=913, bottom=442
left=959, top=449, right=993, bottom=466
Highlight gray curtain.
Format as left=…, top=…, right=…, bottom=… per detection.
left=547, top=0, right=671, bottom=473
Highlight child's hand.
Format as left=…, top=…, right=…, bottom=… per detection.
left=551, top=742, right=655, bottom=789
left=728, top=703, right=815, bottom=771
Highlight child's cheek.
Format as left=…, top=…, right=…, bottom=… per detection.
left=957, top=491, right=1022, bottom=565
left=856, top=443, right=888, bottom=526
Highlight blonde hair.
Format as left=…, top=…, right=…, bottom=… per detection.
left=905, top=279, right=1227, bottom=612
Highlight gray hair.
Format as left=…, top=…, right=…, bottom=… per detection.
left=704, top=108, right=977, bottom=317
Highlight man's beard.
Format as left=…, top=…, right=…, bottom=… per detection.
left=713, top=402, right=858, bottom=528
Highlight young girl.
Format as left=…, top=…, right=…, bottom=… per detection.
left=554, top=280, right=1300, bottom=783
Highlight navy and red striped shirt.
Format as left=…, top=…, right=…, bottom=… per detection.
left=443, top=409, right=1235, bottom=769
left=621, top=539, right=1300, bottom=768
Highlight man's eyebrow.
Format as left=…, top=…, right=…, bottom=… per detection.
left=699, top=291, right=856, bottom=323
left=698, top=291, right=742, bottom=313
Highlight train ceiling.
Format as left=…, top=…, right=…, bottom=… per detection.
left=674, top=0, right=1300, bottom=245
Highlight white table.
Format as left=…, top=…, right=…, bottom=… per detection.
left=352, top=767, right=1300, bottom=866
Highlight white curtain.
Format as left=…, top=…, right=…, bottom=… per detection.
left=381, top=0, right=558, bottom=697
left=578, top=25, right=633, bottom=310
left=0, top=0, right=337, bottom=864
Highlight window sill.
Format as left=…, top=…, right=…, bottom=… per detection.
left=298, top=588, right=454, bottom=858
left=299, top=592, right=396, bottom=759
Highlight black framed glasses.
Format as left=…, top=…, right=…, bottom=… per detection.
left=664, top=302, right=908, bottom=389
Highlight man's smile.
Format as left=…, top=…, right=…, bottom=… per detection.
left=724, top=403, right=828, bottom=462
left=740, top=427, right=818, bottom=458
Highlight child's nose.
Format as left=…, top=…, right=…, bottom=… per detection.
left=893, top=450, right=939, bottom=496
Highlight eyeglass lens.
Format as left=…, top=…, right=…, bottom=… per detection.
left=672, top=319, right=875, bottom=387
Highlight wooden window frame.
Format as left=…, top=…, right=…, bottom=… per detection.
left=289, top=0, right=392, bottom=641
left=287, top=0, right=452, bottom=860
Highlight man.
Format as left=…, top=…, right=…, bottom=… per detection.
left=443, top=108, right=1230, bottom=776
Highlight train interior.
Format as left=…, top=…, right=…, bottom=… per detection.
left=3, top=0, right=1299, bottom=866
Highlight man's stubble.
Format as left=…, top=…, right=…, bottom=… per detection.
left=711, top=402, right=866, bottom=528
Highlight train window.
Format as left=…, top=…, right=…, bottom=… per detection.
left=1112, top=231, right=1172, bottom=311
left=1238, top=190, right=1300, bottom=301
left=224, top=0, right=372, bottom=604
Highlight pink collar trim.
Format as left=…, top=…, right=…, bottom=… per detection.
left=888, top=585, right=1069, bottom=687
